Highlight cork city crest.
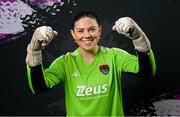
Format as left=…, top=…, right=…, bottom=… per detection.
left=99, top=64, right=110, bottom=75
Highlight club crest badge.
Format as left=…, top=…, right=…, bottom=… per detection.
left=99, top=64, right=110, bottom=75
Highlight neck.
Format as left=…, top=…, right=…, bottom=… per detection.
left=79, top=46, right=99, bottom=64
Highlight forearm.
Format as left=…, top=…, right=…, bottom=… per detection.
left=26, top=64, right=49, bottom=94
left=136, top=49, right=156, bottom=78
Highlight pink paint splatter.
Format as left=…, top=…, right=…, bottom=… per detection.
left=0, top=0, right=33, bottom=38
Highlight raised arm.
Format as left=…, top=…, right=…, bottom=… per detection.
left=113, top=17, right=156, bottom=78
left=25, top=26, right=58, bottom=94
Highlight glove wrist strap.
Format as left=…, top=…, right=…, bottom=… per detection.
left=26, top=50, right=42, bottom=67
left=133, top=33, right=151, bottom=52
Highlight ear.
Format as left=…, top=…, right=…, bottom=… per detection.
left=70, top=29, right=76, bottom=40
left=98, top=25, right=102, bottom=37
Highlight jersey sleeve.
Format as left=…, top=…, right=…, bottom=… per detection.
left=113, top=48, right=139, bottom=73
left=113, top=48, right=156, bottom=77
left=43, top=55, right=66, bottom=88
left=26, top=55, right=66, bottom=94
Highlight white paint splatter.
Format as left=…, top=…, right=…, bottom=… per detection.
left=0, top=0, right=34, bottom=35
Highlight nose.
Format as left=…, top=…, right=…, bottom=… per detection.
left=84, top=30, right=91, bottom=38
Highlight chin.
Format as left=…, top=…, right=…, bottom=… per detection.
left=82, top=46, right=95, bottom=51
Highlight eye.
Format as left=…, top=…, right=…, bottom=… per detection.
left=89, top=28, right=96, bottom=32
left=76, top=30, right=83, bottom=33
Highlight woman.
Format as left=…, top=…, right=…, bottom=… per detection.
left=25, top=11, right=156, bottom=116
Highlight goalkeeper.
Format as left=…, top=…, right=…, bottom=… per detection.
left=25, top=11, right=156, bottom=116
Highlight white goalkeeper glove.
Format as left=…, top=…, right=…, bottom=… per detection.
left=112, top=17, right=151, bottom=52
left=25, top=26, right=58, bottom=67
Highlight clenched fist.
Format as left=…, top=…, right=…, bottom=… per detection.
left=112, top=17, right=151, bottom=52
left=26, top=26, right=58, bottom=67
left=29, top=26, right=58, bottom=51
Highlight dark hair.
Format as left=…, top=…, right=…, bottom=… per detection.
left=71, top=11, right=100, bottom=29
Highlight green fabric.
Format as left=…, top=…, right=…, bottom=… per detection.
left=26, top=46, right=156, bottom=116
left=148, top=49, right=156, bottom=76
left=43, top=46, right=142, bottom=116
left=26, top=64, right=35, bottom=94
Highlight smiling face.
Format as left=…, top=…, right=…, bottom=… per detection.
left=71, top=17, right=102, bottom=53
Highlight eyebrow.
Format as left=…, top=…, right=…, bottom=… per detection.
left=75, top=26, right=97, bottom=30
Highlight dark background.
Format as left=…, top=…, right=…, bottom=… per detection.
left=0, top=0, right=180, bottom=115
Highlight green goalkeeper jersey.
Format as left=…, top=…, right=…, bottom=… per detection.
left=27, top=46, right=156, bottom=116
left=43, top=46, right=142, bottom=116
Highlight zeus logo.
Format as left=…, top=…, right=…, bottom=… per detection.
left=76, top=84, right=108, bottom=96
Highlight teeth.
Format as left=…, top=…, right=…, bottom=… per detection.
left=84, top=40, right=91, bottom=43
left=82, top=39, right=92, bottom=45
left=82, top=40, right=92, bottom=42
